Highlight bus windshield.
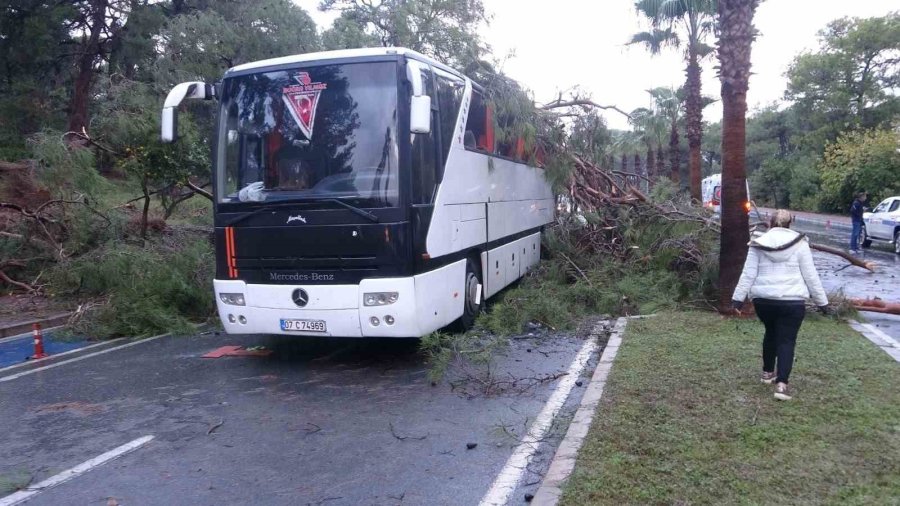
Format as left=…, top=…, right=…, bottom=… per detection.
left=216, top=62, right=400, bottom=207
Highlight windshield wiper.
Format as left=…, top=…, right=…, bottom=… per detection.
left=320, top=197, right=379, bottom=223
left=226, top=201, right=311, bottom=226
left=225, top=198, right=379, bottom=226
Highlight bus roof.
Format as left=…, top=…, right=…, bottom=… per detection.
left=226, top=47, right=464, bottom=80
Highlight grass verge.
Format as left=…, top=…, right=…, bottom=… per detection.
left=561, top=312, right=900, bottom=505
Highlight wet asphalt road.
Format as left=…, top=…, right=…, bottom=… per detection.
left=778, top=219, right=900, bottom=341
left=0, top=325, right=599, bottom=505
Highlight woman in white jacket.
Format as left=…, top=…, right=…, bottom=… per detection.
left=731, top=210, right=830, bottom=401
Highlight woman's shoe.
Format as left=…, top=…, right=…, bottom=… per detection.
left=760, top=371, right=777, bottom=384
left=774, top=382, right=792, bottom=400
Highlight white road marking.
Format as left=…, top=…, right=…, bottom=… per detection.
left=859, top=322, right=900, bottom=348
left=0, top=435, right=154, bottom=506
left=0, top=338, right=126, bottom=375
left=531, top=318, right=628, bottom=505
left=479, top=335, right=599, bottom=506
left=0, top=333, right=169, bottom=383
left=0, top=326, right=64, bottom=345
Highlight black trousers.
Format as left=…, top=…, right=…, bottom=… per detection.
left=753, top=299, right=806, bottom=384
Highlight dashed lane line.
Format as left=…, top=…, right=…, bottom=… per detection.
left=0, top=435, right=155, bottom=506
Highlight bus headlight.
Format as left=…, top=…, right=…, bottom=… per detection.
left=363, top=292, right=399, bottom=306
left=219, top=293, right=246, bottom=306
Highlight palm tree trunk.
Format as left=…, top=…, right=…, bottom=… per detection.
left=646, top=146, right=655, bottom=181
left=717, top=0, right=759, bottom=312
left=633, top=153, right=641, bottom=187
left=669, top=117, right=680, bottom=185
left=656, top=144, right=665, bottom=181
left=686, top=47, right=703, bottom=202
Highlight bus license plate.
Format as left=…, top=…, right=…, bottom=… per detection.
left=280, top=319, right=327, bottom=333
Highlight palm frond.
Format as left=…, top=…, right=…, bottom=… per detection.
left=695, top=41, right=716, bottom=59
left=627, top=28, right=680, bottom=54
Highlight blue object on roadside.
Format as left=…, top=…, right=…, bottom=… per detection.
left=0, top=330, right=89, bottom=368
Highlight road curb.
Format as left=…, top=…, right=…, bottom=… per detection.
left=531, top=317, right=629, bottom=506
left=0, top=313, right=73, bottom=340
left=848, top=319, right=900, bottom=363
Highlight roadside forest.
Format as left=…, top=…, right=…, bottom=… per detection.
left=0, top=0, right=892, bottom=338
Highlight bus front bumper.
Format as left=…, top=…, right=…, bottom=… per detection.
left=213, top=278, right=422, bottom=338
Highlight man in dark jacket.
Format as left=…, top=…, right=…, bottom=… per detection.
left=849, top=191, right=867, bottom=253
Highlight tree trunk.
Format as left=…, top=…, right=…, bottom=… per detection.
left=717, top=0, right=759, bottom=312
left=140, top=176, right=150, bottom=246
left=646, top=146, right=655, bottom=181
left=67, top=0, right=109, bottom=136
left=669, top=117, right=680, bottom=185
left=633, top=153, right=641, bottom=187
left=656, top=144, right=665, bottom=182
left=686, top=47, right=703, bottom=202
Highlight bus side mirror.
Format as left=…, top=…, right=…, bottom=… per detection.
left=161, top=81, right=215, bottom=143
left=406, top=60, right=431, bottom=135
left=410, top=95, right=431, bottom=134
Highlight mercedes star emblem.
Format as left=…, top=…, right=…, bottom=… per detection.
left=292, top=288, right=309, bottom=307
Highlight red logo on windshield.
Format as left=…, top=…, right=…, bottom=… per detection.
left=283, top=73, right=327, bottom=139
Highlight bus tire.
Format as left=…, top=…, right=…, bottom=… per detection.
left=451, top=257, right=482, bottom=332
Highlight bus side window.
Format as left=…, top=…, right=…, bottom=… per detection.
left=435, top=75, right=464, bottom=169
left=465, top=90, right=493, bottom=153
left=412, top=69, right=438, bottom=204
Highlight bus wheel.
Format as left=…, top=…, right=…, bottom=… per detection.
left=453, top=258, right=482, bottom=332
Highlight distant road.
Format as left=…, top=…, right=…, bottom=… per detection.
left=756, top=207, right=851, bottom=231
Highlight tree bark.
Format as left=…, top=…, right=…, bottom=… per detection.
left=717, top=0, right=759, bottom=312
left=67, top=0, right=109, bottom=136
left=686, top=48, right=703, bottom=202
left=140, top=176, right=150, bottom=246
left=669, top=117, right=680, bottom=185
left=656, top=144, right=665, bottom=182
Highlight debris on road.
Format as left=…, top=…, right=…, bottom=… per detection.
left=851, top=297, right=900, bottom=315
left=201, top=345, right=272, bottom=358
left=389, top=423, right=427, bottom=441
left=207, top=419, right=224, bottom=435
left=810, top=243, right=876, bottom=272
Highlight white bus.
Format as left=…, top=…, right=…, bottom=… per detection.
left=161, top=48, right=554, bottom=338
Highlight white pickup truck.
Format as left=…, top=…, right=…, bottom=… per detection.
left=862, top=196, right=900, bottom=254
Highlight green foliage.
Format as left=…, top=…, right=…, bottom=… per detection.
left=50, top=237, right=215, bottom=338
left=478, top=209, right=719, bottom=336
left=156, top=0, right=320, bottom=85
left=560, top=312, right=900, bottom=505
left=569, top=113, right=612, bottom=166
left=27, top=132, right=108, bottom=199
left=785, top=13, right=900, bottom=151
left=818, top=128, right=900, bottom=212
left=95, top=79, right=210, bottom=190
left=322, top=12, right=382, bottom=50
left=319, top=0, right=489, bottom=68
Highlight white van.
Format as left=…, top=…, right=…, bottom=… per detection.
left=701, top=173, right=751, bottom=216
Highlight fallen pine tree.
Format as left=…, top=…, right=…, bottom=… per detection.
left=850, top=297, right=900, bottom=315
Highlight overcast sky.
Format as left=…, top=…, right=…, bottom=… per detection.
left=294, top=0, right=897, bottom=130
